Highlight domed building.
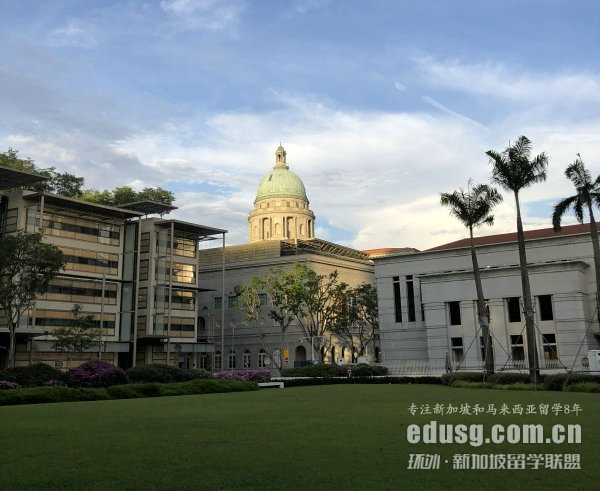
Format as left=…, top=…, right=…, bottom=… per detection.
left=248, top=145, right=315, bottom=243
left=197, top=145, right=376, bottom=372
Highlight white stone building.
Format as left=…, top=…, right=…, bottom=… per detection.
left=374, top=224, right=600, bottom=374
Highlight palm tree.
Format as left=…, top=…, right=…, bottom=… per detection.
left=441, top=180, right=503, bottom=375
left=486, top=136, right=548, bottom=384
left=552, top=154, right=600, bottom=318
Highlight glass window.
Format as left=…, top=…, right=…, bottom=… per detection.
left=258, top=349, right=267, bottom=368
left=507, top=297, right=521, bottom=323
left=448, top=301, right=461, bottom=325
left=510, top=335, right=525, bottom=362
left=450, top=337, right=463, bottom=363
left=538, top=295, right=554, bottom=321
left=393, top=276, right=402, bottom=323
left=542, top=333, right=558, bottom=360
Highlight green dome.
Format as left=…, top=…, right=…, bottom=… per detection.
left=254, top=145, right=308, bottom=203
left=255, top=167, right=307, bottom=202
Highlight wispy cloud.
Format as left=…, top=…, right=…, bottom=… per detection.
left=415, top=57, right=600, bottom=104
left=160, top=0, right=246, bottom=31
left=49, top=18, right=98, bottom=48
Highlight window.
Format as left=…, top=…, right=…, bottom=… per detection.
left=448, top=301, right=461, bottom=325
left=228, top=350, right=236, bottom=369
left=214, top=351, right=222, bottom=370
left=228, top=295, right=238, bottom=309
left=538, top=295, right=554, bottom=321
left=243, top=350, right=251, bottom=368
left=507, top=297, right=521, bottom=323
left=258, top=349, right=267, bottom=368
left=451, top=337, right=463, bottom=363
left=393, top=276, right=402, bottom=322
left=406, top=275, right=416, bottom=322
left=510, top=335, right=525, bottom=362
left=198, top=353, right=208, bottom=370
left=214, top=297, right=222, bottom=310
left=542, top=333, right=558, bottom=360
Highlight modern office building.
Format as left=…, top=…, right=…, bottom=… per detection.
left=0, top=167, right=226, bottom=369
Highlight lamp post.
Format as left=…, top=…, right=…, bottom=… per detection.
left=301, top=335, right=323, bottom=364
left=229, top=320, right=236, bottom=370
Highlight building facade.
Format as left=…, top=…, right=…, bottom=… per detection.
left=374, top=224, right=600, bottom=373
left=198, top=145, right=376, bottom=372
left=0, top=179, right=226, bottom=369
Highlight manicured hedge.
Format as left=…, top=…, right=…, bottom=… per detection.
left=215, top=369, right=270, bottom=382
left=0, top=363, right=65, bottom=387
left=0, top=379, right=258, bottom=406
left=441, top=372, right=531, bottom=386
left=280, top=376, right=441, bottom=387
left=125, top=364, right=212, bottom=383
left=280, top=363, right=389, bottom=378
left=543, top=373, right=600, bottom=391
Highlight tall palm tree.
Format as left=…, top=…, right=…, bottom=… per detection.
left=552, top=154, right=600, bottom=318
left=486, top=136, right=548, bottom=384
left=441, top=181, right=503, bottom=375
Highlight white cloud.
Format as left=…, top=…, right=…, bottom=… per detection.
left=50, top=18, right=98, bottom=48
left=160, top=0, right=246, bottom=31
left=415, top=57, right=600, bottom=105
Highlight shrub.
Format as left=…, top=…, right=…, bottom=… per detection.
left=441, top=372, right=531, bottom=386
left=0, top=386, right=110, bottom=406
left=350, top=364, right=389, bottom=377
left=215, top=369, right=270, bottom=382
left=107, top=383, right=162, bottom=399
left=126, top=364, right=193, bottom=383
left=564, top=382, right=600, bottom=393
left=0, top=380, right=21, bottom=390
left=280, top=364, right=343, bottom=378
left=0, top=363, right=65, bottom=387
left=543, top=373, right=600, bottom=391
left=182, top=368, right=212, bottom=380
left=159, top=378, right=258, bottom=396
left=66, top=360, right=128, bottom=388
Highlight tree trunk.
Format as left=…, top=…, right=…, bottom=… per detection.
left=470, top=227, right=494, bottom=375
left=587, top=205, right=600, bottom=321
left=8, top=323, right=17, bottom=368
left=515, top=192, right=540, bottom=384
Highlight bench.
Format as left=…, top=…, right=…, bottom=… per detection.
left=258, top=381, right=284, bottom=389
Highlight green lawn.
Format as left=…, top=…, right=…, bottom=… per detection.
left=1, top=384, right=598, bottom=490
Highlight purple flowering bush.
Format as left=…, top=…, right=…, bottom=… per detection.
left=66, top=360, right=128, bottom=388
left=0, top=380, right=22, bottom=390
left=214, top=369, right=270, bottom=383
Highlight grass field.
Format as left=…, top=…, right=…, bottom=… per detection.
left=1, top=384, right=598, bottom=490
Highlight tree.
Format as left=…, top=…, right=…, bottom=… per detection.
left=0, top=232, right=65, bottom=367
left=235, top=269, right=298, bottom=372
left=440, top=180, right=503, bottom=375
left=329, top=283, right=379, bottom=363
left=486, top=136, right=548, bottom=383
left=52, top=304, right=97, bottom=367
left=283, top=264, right=349, bottom=363
left=552, top=154, right=600, bottom=318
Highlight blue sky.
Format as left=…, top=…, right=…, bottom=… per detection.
left=2, top=0, right=600, bottom=250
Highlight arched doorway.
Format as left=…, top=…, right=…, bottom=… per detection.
left=295, top=345, right=307, bottom=367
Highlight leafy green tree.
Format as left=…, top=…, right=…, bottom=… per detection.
left=0, top=232, right=65, bottom=367
left=283, top=264, right=349, bottom=362
left=235, top=269, right=297, bottom=371
left=79, top=188, right=112, bottom=205
left=441, top=180, right=503, bottom=375
left=552, top=154, right=600, bottom=318
left=0, top=148, right=37, bottom=173
left=52, top=304, right=97, bottom=367
left=329, top=283, right=379, bottom=363
left=138, top=187, right=176, bottom=205
left=111, top=186, right=139, bottom=205
left=486, top=136, right=548, bottom=383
